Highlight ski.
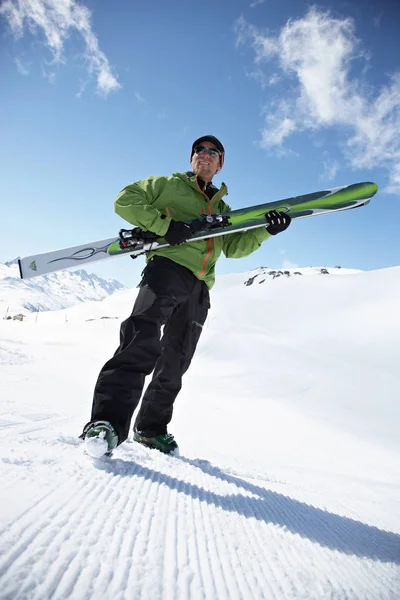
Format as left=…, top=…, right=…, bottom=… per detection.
left=18, top=182, right=378, bottom=280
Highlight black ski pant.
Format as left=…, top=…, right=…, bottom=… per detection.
left=85, top=256, right=210, bottom=443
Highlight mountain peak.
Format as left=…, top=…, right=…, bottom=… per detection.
left=4, top=257, right=20, bottom=267
left=0, top=260, right=126, bottom=314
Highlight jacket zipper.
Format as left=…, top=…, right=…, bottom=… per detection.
left=195, top=180, right=227, bottom=278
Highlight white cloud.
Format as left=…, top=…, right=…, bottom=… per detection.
left=269, top=73, right=281, bottom=86
left=321, top=157, right=340, bottom=182
left=75, top=78, right=88, bottom=98
left=135, top=91, right=146, bottom=104
left=372, top=14, right=382, bottom=29
left=236, top=8, right=400, bottom=193
left=14, top=56, right=29, bottom=75
left=43, top=68, right=56, bottom=84
left=244, top=67, right=281, bottom=89
left=0, top=0, right=120, bottom=96
left=250, top=0, right=266, bottom=7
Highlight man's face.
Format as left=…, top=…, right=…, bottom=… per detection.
left=191, top=141, right=222, bottom=182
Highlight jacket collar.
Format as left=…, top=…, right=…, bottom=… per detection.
left=186, top=171, right=218, bottom=194
left=173, top=171, right=227, bottom=197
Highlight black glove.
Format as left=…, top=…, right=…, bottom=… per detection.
left=164, top=220, right=193, bottom=246
left=265, top=210, right=291, bottom=235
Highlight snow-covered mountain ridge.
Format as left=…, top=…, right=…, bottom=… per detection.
left=242, top=265, right=362, bottom=285
left=0, top=259, right=126, bottom=315
left=0, top=260, right=358, bottom=318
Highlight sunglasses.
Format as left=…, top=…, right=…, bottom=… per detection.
left=193, top=145, right=221, bottom=157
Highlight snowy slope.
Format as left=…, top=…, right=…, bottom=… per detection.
left=0, top=266, right=399, bottom=599
left=0, top=259, right=125, bottom=315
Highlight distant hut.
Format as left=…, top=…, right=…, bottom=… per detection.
left=12, top=314, right=25, bottom=321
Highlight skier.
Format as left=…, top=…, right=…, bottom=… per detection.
left=81, top=135, right=291, bottom=457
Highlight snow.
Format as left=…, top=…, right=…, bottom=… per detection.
left=0, top=265, right=399, bottom=599
left=0, top=260, right=125, bottom=315
left=84, top=434, right=109, bottom=459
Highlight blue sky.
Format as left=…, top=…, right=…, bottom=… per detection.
left=1, top=0, right=399, bottom=287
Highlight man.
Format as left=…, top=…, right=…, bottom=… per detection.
left=81, top=135, right=291, bottom=458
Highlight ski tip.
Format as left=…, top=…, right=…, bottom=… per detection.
left=344, top=182, right=378, bottom=201
left=358, top=181, right=378, bottom=197
left=365, top=181, right=378, bottom=195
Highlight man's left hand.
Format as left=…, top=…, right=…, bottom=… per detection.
left=165, top=220, right=193, bottom=246
left=265, top=210, right=292, bottom=235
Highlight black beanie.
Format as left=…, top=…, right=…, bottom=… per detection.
left=191, top=135, right=225, bottom=159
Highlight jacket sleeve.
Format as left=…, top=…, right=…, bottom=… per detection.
left=114, top=177, right=171, bottom=237
left=219, top=200, right=272, bottom=258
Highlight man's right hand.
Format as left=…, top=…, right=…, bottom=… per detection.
left=164, top=220, right=193, bottom=246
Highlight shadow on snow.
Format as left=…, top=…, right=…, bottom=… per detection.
left=93, top=453, right=400, bottom=565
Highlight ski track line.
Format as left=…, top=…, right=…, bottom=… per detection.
left=0, top=463, right=136, bottom=600
left=162, top=477, right=185, bottom=600
left=52, top=470, right=140, bottom=600
left=255, top=477, right=399, bottom=599
left=90, top=469, right=153, bottom=598
left=0, top=414, right=76, bottom=437
left=219, top=471, right=397, bottom=600
left=157, top=457, right=236, bottom=600
left=174, top=460, right=289, bottom=599
left=122, top=463, right=165, bottom=599
left=220, top=483, right=283, bottom=599
left=178, top=480, right=208, bottom=600
left=213, top=475, right=299, bottom=599
left=235, top=483, right=287, bottom=596
left=0, top=474, right=104, bottom=599
left=166, top=457, right=280, bottom=599
left=0, top=479, right=69, bottom=543
left=29, top=470, right=122, bottom=600
left=103, top=469, right=154, bottom=599
left=123, top=455, right=252, bottom=600
left=124, top=463, right=174, bottom=600
left=172, top=460, right=400, bottom=600
left=101, top=454, right=273, bottom=599
left=177, top=477, right=218, bottom=600
left=0, top=477, right=84, bottom=568
left=1, top=448, right=399, bottom=600
left=196, top=483, right=251, bottom=600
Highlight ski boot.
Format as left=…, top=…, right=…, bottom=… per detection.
left=133, top=429, right=179, bottom=455
left=83, top=421, right=119, bottom=458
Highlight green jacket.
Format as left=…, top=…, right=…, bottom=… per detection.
left=115, top=171, right=271, bottom=289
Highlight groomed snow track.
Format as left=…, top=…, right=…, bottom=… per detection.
left=1, top=440, right=399, bottom=600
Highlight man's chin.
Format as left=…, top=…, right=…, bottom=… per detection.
left=194, top=168, right=214, bottom=181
